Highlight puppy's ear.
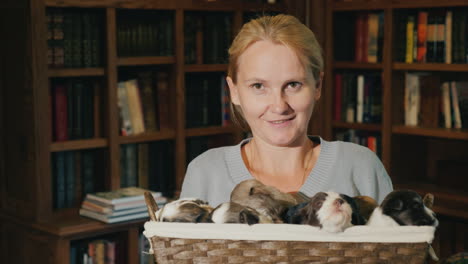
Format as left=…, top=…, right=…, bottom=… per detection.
left=239, top=209, right=259, bottom=225
left=423, top=193, right=434, bottom=209
left=195, top=209, right=213, bottom=223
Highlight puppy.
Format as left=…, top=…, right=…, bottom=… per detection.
left=155, top=198, right=213, bottom=223
left=353, top=195, right=378, bottom=222
left=284, top=191, right=355, bottom=232
left=230, top=179, right=309, bottom=223
left=210, top=202, right=268, bottom=225
left=366, top=190, right=438, bottom=227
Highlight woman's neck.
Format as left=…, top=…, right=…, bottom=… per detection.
left=241, top=136, right=320, bottom=192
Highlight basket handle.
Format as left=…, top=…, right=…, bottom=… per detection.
left=144, top=192, right=159, bottom=222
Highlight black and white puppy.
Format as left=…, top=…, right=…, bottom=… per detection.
left=231, top=179, right=309, bottom=223
left=284, top=191, right=358, bottom=232
left=155, top=198, right=213, bottom=223
left=210, top=202, right=267, bottom=225
left=367, top=190, right=438, bottom=227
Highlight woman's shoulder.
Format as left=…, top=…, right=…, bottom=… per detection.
left=188, top=144, right=240, bottom=168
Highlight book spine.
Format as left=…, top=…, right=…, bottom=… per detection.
left=445, top=11, right=452, bottom=64
left=53, top=9, right=65, bottom=68
left=405, top=15, right=415, bottom=63
left=54, top=152, right=66, bottom=209
left=441, top=82, right=452, bottom=128
left=367, top=13, right=379, bottom=63
left=354, top=13, right=364, bottom=62
left=451, top=81, right=462, bottom=128
left=53, top=83, right=68, bottom=141
left=65, top=151, right=75, bottom=208
left=416, top=11, right=428, bottom=62
left=156, top=72, right=171, bottom=130
left=356, top=75, right=364, bottom=123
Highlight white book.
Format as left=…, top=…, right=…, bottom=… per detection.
left=441, top=82, right=452, bottom=128
left=451, top=81, right=462, bottom=129
left=404, top=72, right=420, bottom=126
left=125, top=79, right=146, bottom=134
left=356, top=75, right=364, bottom=123
left=85, top=187, right=161, bottom=205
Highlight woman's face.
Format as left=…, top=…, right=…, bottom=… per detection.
left=227, top=40, right=322, bottom=147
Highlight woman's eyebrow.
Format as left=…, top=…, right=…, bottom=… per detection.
left=244, top=78, right=266, bottom=84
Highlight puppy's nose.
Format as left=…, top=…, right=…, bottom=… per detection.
left=334, top=199, right=344, bottom=206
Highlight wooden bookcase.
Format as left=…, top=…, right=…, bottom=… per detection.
left=0, top=0, right=317, bottom=263
left=324, top=0, right=468, bottom=259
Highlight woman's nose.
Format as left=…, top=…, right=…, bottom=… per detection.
left=270, top=92, right=290, bottom=114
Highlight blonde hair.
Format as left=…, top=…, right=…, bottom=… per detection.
left=227, top=14, right=324, bottom=131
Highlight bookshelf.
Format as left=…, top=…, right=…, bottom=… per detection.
left=1, top=0, right=307, bottom=263
left=325, top=0, right=468, bottom=259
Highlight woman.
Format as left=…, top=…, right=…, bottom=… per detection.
left=181, top=14, right=392, bottom=206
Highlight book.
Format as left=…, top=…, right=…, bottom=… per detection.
left=333, top=73, right=343, bottom=121
left=53, top=83, right=68, bottom=141
left=156, top=72, right=171, bottom=130
left=85, top=187, right=161, bottom=205
left=125, top=79, right=145, bottom=134
left=441, top=82, right=452, bottom=128
left=445, top=11, right=453, bottom=64
left=416, top=11, right=428, bottom=62
left=117, top=81, right=133, bottom=135
left=82, top=200, right=147, bottom=214
left=367, top=13, right=379, bottom=63
left=79, top=208, right=149, bottom=224
left=404, top=72, right=420, bottom=126
left=137, top=72, right=158, bottom=132
left=80, top=206, right=147, bottom=217
left=356, top=75, right=365, bottom=123
left=451, top=81, right=462, bottom=129
left=456, top=82, right=468, bottom=128
left=405, top=15, right=415, bottom=63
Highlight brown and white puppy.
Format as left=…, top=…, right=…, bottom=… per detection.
left=366, top=190, right=438, bottom=227
left=230, top=179, right=309, bottom=223
left=210, top=202, right=268, bottom=225
left=284, top=191, right=355, bottom=232
left=155, top=198, right=213, bottom=223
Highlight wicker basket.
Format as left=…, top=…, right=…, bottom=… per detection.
left=143, top=193, right=434, bottom=264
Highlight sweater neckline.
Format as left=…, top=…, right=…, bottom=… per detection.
left=225, top=136, right=333, bottom=193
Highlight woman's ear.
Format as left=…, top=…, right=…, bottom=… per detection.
left=226, top=76, right=240, bottom=105
left=314, top=72, right=324, bottom=100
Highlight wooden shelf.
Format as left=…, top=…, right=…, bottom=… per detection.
left=392, top=125, right=468, bottom=140
left=393, top=62, right=468, bottom=72
left=334, top=61, right=383, bottom=70
left=117, top=56, right=176, bottom=66
left=50, top=138, right=108, bottom=152
left=332, top=0, right=468, bottom=11
left=185, top=125, right=239, bottom=137
left=118, top=130, right=176, bottom=144
left=394, top=183, right=468, bottom=220
left=48, top=68, right=105, bottom=77
left=332, top=121, right=382, bottom=132
left=184, top=64, right=228, bottom=73
left=45, top=0, right=177, bottom=9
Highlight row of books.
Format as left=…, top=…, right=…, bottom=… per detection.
left=335, top=129, right=381, bottom=156
left=395, top=9, right=468, bottom=63
left=79, top=187, right=167, bottom=224
left=404, top=72, right=468, bottom=128
left=46, top=8, right=102, bottom=68
left=185, top=74, right=231, bottom=128
left=334, top=12, right=384, bottom=63
left=70, top=238, right=122, bottom=264
left=184, top=13, right=233, bottom=64
left=117, top=71, right=171, bottom=136
left=51, top=79, right=100, bottom=142
left=117, top=12, right=173, bottom=57
left=53, top=150, right=101, bottom=209
left=120, top=141, right=174, bottom=197
left=333, top=73, right=382, bottom=124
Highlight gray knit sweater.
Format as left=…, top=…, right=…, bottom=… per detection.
left=180, top=137, right=393, bottom=206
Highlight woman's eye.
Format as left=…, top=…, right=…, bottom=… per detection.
left=250, top=83, right=263, bottom=90
left=287, top=82, right=302, bottom=90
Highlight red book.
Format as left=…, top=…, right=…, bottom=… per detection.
left=334, top=73, right=343, bottom=121
left=367, top=136, right=377, bottom=153
left=417, top=11, right=428, bottom=62
left=53, top=84, right=68, bottom=141
left=354, top=13, right=364, bottom=62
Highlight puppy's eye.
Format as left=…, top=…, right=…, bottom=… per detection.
left=413, top=203, right=422, bottom=209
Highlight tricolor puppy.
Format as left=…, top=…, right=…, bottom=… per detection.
left=230, top=179, right=309, bottom=223
left=284, top=191, right=356, bottom=232
left=367, top=190, right=438, bottom=227
left=210, top=202, right=268, bottom=225
left=155, top=198, right=213, bottom=223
